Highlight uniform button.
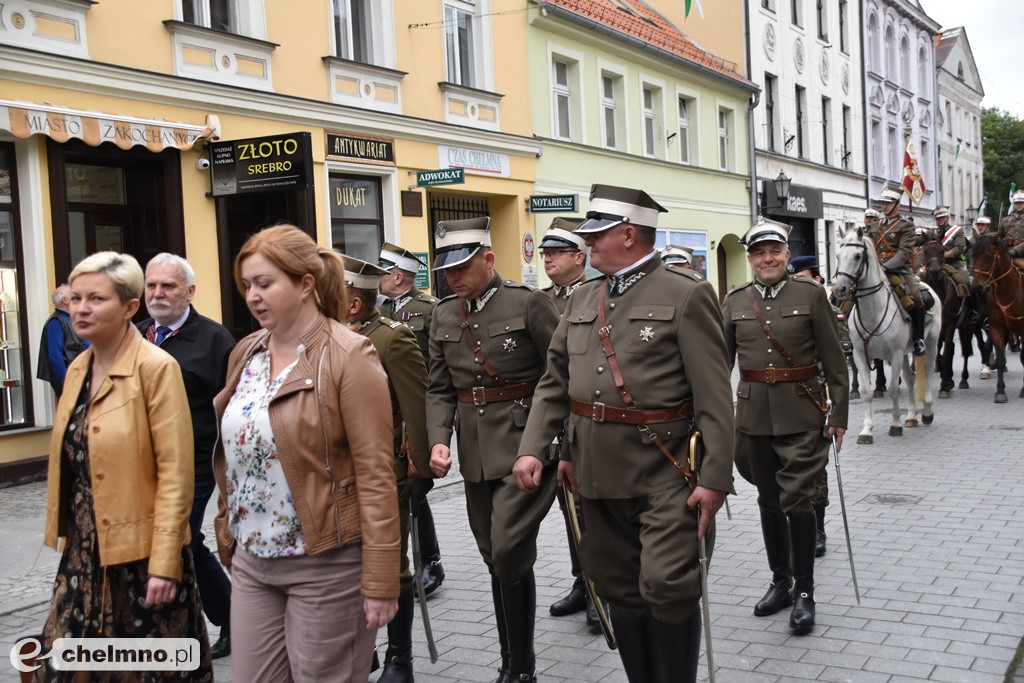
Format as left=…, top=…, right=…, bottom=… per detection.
left=666, top=431, right=672, bottom=438
left=647, top=312, right=653, bottom=318
left=305, top=378, right=313, bottom=385
left=473, top=324, right=479, bottom=330
left=506, top=280, right=512, bottom=285
left=765, top=306, right=771, bottom=311
left=102, top=518, right=110, bottom=526
left=476, top=375, right=483, bottom=382
left=95, top=473, right=105, bottom=480
left=505, top=325, right=510, bottom=331
left=767, top=349, right=773, bottom=353
left=793, top=310, right=799, bottom=314
left=474, top=358, right=481, bottom=364
left=478, top=408, right=485, bottom=415
left=594, top=390, right=601, bottom=398
left=609, top=302, right=616, bottom=309
left=444, top=334, right=450, bottom=339
left=597, top=366, right=604, bottom=373
left=578, top=314, right=584, bottom=320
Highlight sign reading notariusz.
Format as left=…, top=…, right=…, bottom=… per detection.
left=528, top=194, right=578, bottom=213
left=416, top=168, right=465, bottom=187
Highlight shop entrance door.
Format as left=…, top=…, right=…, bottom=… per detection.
left=427, top=193, right=489, bottom=298
left=215, top=189, right=316, bottom=339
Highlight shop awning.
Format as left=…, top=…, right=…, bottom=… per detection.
left=0, top=99, right=219, bottom=152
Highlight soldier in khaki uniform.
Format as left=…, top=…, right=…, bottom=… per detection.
left=998, top=190, right=1024, bottom=255
left=932, top=206, right=969, bottom=285
left=342, top=255, right=432, bottom=683
left=514, top=185, right=735, bottom=683
left=378, top=243, right=447, bottom=597
left=872, top=184, right=928, bottom=355
left=662, top=244, right=696, bottom=271
left=425, top=218, right=560, bottom=683
left=722, top=219, right=849, bottom=634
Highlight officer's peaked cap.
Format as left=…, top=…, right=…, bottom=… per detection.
left=933, top=206, right=951, bottom=218
left=341, top=254, right=389, bottom=290
left=575, top=184, right=668, bottom=234
left=1013, top=190, right=1024, bottom=203
left=864, top=208, right=880, bottom=219
left=875, top=182, right=904, bottom=203
left=380, top=242, right=427, bottom=274
left=976, top=216, right=991, bottom=225
left=432, top=216, right=491, bottom=271
left=662, top=244, right=694, bottom=265
left=741, top=218, right=791, bottom=249
left=540, top=218, right=587, bottom=252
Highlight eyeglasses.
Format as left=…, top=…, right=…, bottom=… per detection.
left=541, top=249, right=579, bottom=259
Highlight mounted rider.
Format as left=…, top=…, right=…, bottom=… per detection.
left=869, top=183, right=929, bottom=356
left=998, top=190, right=1024, bottom=271
left=931, top=206, right=969, bottom=293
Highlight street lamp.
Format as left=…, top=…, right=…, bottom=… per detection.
left=773, top=170, right=792, bottom=202
left=965, top=204, right=978, bottom=224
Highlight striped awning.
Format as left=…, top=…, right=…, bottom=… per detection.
left=0, top=99, right=218, bottom=152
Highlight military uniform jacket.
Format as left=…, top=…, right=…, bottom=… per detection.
left=999, top=211, right=1024, bottom=246
left=380, top=286, right=439, bottom=360
left=426, top=273, right=560, bottom=483
left=355, top=308, right=431, bottom=478
left=519, top=254, right=736, bottom=500
left=542, top=273, right=587, bottom=316
left=722, top=276, right=849, bottom=436
left=872, top=214, right=917, bottom=269
left=939, top=224, right=967, bottom=262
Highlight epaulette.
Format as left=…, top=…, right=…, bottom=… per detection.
left=790, top=275, right=824, bottom=288
left=439, top=293, right=459, bottom=303
left=380, top=317, right=404, bottom=329
left=725, top=282, right=754, bottom=297
left=416, top=292, right=440, bottom=304
left=665, top=266, right=703, bottom=282
left=503, top=280, right=532, bottom=290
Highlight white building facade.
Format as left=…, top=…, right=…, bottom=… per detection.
left=934, top=28, right=984, bottom=225
left=864, top=0, right=941, bottom=223
left=747, top=0, right=868, bottom=279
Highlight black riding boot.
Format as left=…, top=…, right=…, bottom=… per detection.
left=501, top=572, right=537, bottom=682
left=491, top=575, right=510, bottom=683
left=610, top=615, right=653, bottom=683
left=650, top=610, right=701, bottom=683
left=814, top=503, right=827, bottom=558
left=416, top=501, right=445, bottom=597
left=378, top=588, right=415, bottom=683
left=754, top=510, right=793, bottom=616
left=789, top=512, right=818, bottom=633
left=911, top=306, right=927, bottom=356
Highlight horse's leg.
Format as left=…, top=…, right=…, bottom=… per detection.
left=922, top=322, right=937, bottom=425
left=902, top=354, right=920, bottom=429
left=850, top=357, right=861, bottom=400
left=874, top=360, right=887, bottom=398
left=958, top=323, right=972, bottom=389
left=855, top=353, right=875, bottom=444
left=992, top=326, right=1008, bottom=403
left=938, top=325, right=955, bottom=397
left=1019, top=344, right=1024, bottom=399
left=889, top=356, right=904, bottom=436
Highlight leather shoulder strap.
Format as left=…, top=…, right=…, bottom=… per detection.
left=597, top=283, right=634, bottom=407
left=744, top=286, right=796, bottom=367
left=457, top=301, right=508, bottom=386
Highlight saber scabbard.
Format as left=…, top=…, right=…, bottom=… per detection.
left=688, top=432, right=716, bottom=683
left=823, top=386, right=861, bottom=604
left=411, top=511, right=440, bottom=663
left=564, top=486, right=617, bottom=650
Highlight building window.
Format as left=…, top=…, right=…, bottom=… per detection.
left=842, top=105, right=852, bottom=170
left=182, top=0, right=233, bottom=32
left=867, top=14, right=878, bottom=72
left=642, top=86, right=661, bottom=159
left=676, top=97, right=692, bottom=164
left=601, top=73, right=622, bottom=150
left=795, top=86, right=806, bottom=158
left=839, top=0, right=849, bottom=53
left=899, top=35, right=910, bottom=85
left=821, top=96, right=831, bottom=165
left=871, top=119, right=882, bottom=175
left=329, top=173, right=384, bottom=263
left=791, top=0, right=801, bottom=27
left=655, top=229, right=709, bottom=279
left=885, top=25, right=896, bottom=80
left=552, top=59, right=572, bottom=140
left=762, top=0, right=776, bottom=11
left=918, top=46, right=929, bottom=96
left=718, top=107, right=732, bottom=171
left=333, top=0, right=374, bottom=63
left=0, top=143, right=32, bottom=430
left=920, top=139, right=929, bottom=188
left=816, top=0, right=827, bottom=41
left=888, top=125, right=899, bottom=179
left=764, top=73, right=777, bottom=151
left=445, top=0, right=477, bottom=87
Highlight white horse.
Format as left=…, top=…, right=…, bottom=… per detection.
left=831, top=229, right=941, bottom=444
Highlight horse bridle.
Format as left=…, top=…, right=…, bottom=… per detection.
left=835, top=240, right=884, bottom=299
left=974, top=247, right=1024, bottom=321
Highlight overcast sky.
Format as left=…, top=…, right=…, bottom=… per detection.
left=919, top=0, right=1023, bottom=118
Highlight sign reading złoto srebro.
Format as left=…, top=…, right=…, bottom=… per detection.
left=416, top=168, right=465, bottom=187
left=210, top=132, right=314, bottom=197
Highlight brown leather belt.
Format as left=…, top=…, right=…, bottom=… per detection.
left=879, top=250, right=897, bottom=259
left=457, top=380, right=537, bottom=406
left=739, top=365, right=818, bottom=384
left=570, top=399, right=693, bottom=424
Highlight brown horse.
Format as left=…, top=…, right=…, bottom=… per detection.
left=971, top=235, right=1024, bottom=402
left=920, top=238, right=976, bottom=397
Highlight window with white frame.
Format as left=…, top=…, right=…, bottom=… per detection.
left=655, top=229, right=709, bottom=279
left=821, top=96, right=831, bottom=165
left=718, top=107, right=732, bottom=171
left=899, top=35, right=910, bottom=85
left=888, top=125, right=899, bottom=179
left=816, top=0, right=827, bottom=41
left=917, top=46, right=928, bottom=96
left=764, top=73, right=777, bottom=151
left=333, top=0, right=375, bottom=63
left=884, top=25, right=896, bottom=80
left=642, top=85, right=661, bottom=159
left=795, top=86, right=807, bottom=158
left=870, top=119, right=882, bottom=174
left=553, top=59, right=572, bottom=140
left=791, top=0, right=801, bottom=27
left=600, top=72, right=622, bottom=150
left=842, top=105, right=852, bottom=170
left=445, top=0, right=477, bottom=87
left=839, top=0, right=849, bottom=53
left=677, top=96, right=692, bottom=164
left=762, top=0, right=776, bottom=10
left=182, top=0, right=233, bottom=32
left=867, top=14, right=878, bottom=72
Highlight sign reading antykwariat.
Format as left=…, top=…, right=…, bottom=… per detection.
left=416, top=168, right=465, bottom=187
left=325, top=131, right=395, bottom=165
left=210, top=132, right=314, bottom=197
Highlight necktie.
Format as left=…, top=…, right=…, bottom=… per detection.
left=154, top=326, right=171, bottom=345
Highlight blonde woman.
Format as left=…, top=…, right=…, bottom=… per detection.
left=42, top=251, right=212, bottom=681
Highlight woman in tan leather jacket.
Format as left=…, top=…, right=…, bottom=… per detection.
left=213, top=225, right=399, bottom=682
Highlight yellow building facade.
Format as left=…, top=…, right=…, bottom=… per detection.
left=0, top=0, right=543, bottom=472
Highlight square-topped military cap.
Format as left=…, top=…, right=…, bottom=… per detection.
left=1013, top=190, right=1024, bottom=204
left=975, top=216, right=991, bottom=225
left=379, top=242, right=427, bottom=274
left=575, top=184, right=668, bottom=234
left=341, top=254, right=389, bottom=290
left=864, top=208, right=880, bottom=219
left=540, top=217, right=587, bottom=252
left=933, top=206, right=951, bottom=218
left=661, top=244, right=694, bottom=265
left=432, top=216, right=491, bottom=270
left=875, top=182, right=904, bottom=203
left=741, top=218, right=791, bottom=250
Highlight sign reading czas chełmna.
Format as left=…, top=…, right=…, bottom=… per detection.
left=528, top=194, right=578, bottom=213
left=210, top=132, right=314, bottom=197
left=326, top=131, right=395, bottom=165
left=416, top=168, right=465, bottom=187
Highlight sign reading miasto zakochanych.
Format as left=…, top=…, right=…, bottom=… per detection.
left=209, top=132, right=314, bottom=197
left=416, top=168, right=465, bottom=187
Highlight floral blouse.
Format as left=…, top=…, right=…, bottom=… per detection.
left=221, top=344, right=306, bottom=557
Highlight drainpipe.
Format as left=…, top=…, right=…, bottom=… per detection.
left=859, top=0, right=870, bottom=206
left=745, top=0, right=760, bottom=224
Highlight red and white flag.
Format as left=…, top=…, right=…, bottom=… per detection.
left=901, top=137, right=925, bottom=206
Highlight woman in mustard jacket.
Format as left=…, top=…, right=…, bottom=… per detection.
left=41, top=252, right=212, bottom=681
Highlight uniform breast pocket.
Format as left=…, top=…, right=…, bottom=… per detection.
left=566, top=309, right=598, bottom=355
left=405, top=316, right=427, bottom=333
left=623, top=304, right=674, bottom=353
left=730, top=309, right=761, bottom=344
left=432, top=325, right=463, bottom=361
left=779, top=304, right=812, bottom=336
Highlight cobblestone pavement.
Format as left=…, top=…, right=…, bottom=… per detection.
left=2, top=352, right=1023, bottom=682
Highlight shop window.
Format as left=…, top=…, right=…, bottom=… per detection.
left=329, top=174, right=384, bottom=263
left=0, top=143, right=33, bottom=430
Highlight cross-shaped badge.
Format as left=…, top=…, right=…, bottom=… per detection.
left=503, top=338, right=517, bottom=352
left=639, top=326, right=655, bottom=343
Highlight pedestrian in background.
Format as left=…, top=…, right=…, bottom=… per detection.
left=138, top=253, right=235, bottom=659
left=41, top=251, right=212, bottom=680
left=213, top=225, right=399, bottom=682
left=35, top=284, right=88, bottom=397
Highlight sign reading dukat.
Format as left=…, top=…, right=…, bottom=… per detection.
left=209, top=132, right=314, bottom=197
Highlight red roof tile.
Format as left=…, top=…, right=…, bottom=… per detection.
left=544, top=0, right=753, bottom=88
